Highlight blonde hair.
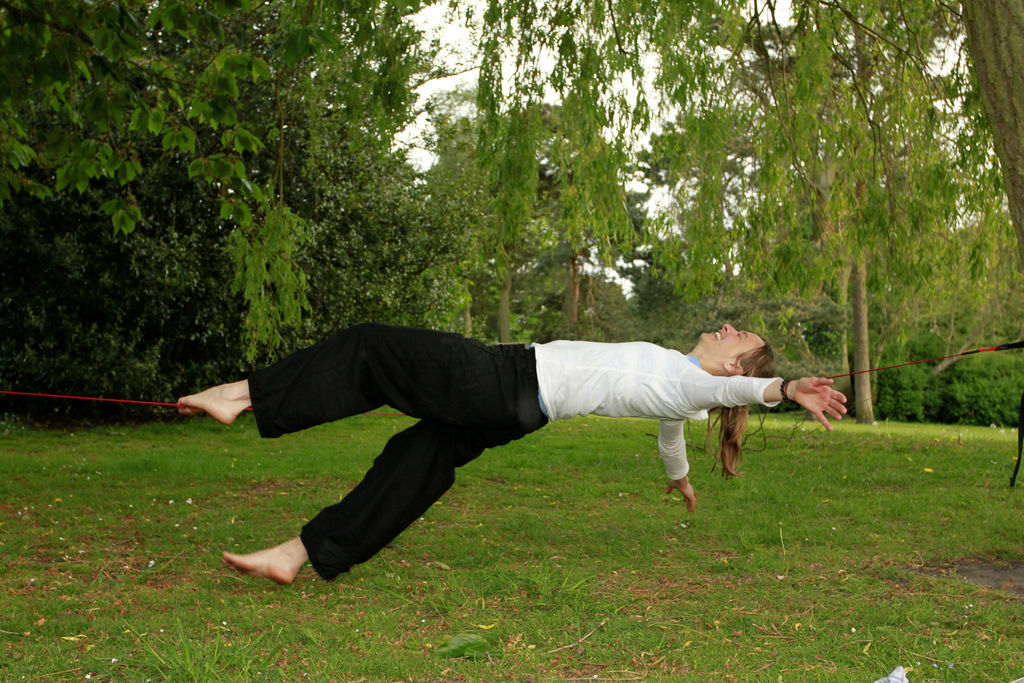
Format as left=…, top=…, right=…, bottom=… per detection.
left=710, top=340, right=776, bottom=477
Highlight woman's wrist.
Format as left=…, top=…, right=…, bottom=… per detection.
left=779, top=378, right=798, bottom=404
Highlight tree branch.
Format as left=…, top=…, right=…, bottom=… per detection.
left=411, top=65, right=480, bottom=91
left=606, top=0, right=636, bottom=58
left=816, top=0, right=934, bottom=77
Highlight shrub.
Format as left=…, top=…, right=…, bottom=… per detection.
left=876, top=351, right=1024, bottom=427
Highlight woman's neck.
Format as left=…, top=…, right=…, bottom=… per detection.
left=689, top=351, right=728, bottom=377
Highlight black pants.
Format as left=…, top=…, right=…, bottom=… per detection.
left=248, top=323, right=548, bottom=580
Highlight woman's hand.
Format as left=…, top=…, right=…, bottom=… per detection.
left=666, top=476, right=697, bottom=512
left=790, top=377, right=847, bottom=430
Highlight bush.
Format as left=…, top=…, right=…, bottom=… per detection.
left=875, top=363, right=930, bottom=423
left=876, top=351, right=1024, bottom=427
left=0, top=146, right=470, bottom=422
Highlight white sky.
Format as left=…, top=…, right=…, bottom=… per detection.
left=396, top=4, right=480, bottom=169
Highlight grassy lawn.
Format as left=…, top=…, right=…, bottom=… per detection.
left=1, top=411, right=1022, bottom=681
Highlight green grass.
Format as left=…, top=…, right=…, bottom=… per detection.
left=1, top=412, right=1022, bottom=681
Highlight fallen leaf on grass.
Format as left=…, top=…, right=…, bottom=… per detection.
left=436, top=633, right=488, bottom=659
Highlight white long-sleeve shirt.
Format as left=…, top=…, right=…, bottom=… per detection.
left=532, top=340, right=780, bottom=480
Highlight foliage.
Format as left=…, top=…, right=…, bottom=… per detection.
left=469, top=240, right=637, bottom=343
left=474, top=0, right=703, bottom=267
left=933, top=355, right=1024, bottom=426
left=0, top=143, right=471, bottom=418
left=1, top=69, right=470, bottom=419
left=420, top=88, right=504, bottom=337
left=424, top=92, right=642, bottom=342
left=294, top=142, right=472, bottom=346
left=4, top=0, right=1023, bottom=428
left=0, top=153, right=248, bottom=418
left=0, top=0, right=278, bottom=238
left=642, top=1, right=998, bottom=294
left=875, top=334, right=1024, bottom=427
left=627, top=0, right=1014, bottom=424
left=0, top=0, right=430, bottom=354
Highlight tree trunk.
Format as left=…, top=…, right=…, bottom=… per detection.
left=834, top=259, right=853, bottom=398
left=851, top=256, right=874, bottom=423
left=963, top=1, right=1024, bottom=265
left=463, top=303, right=473, bottom=337
left=498, top=268, right=512, bottom=343
left=565, top=253, right=580, bottom=337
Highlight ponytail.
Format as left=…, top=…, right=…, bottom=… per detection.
left=710, top=340, right=776, bottom=478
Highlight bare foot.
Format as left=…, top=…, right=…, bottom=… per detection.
left=222, top=537, right=308, bottom=585
left=177, top=380, right=252, bottom=425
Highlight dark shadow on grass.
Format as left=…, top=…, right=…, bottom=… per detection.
left=915, top=559, right=1024, bottom=599
left=954, top=560, right=1024, bottom=598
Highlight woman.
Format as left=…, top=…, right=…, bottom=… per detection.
left=178, top=323, right=846, bottom=584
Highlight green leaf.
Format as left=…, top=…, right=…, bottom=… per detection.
left=221, top=52, right=252, bottom=78
left=206, top=95, right=238, bottom=126
left=117, top=156, right=138, bottom=183
left=100, top=198, right=122, bottom=215
left=213, top=48, right=230, bottom=72
left=232, top=198, right=252, bottom=225
left=8, top=141, right=36, bottom=168
left=231, top=126, right=264, bottom=153
left=214, top=72, right=239, bottom=99
left=214, top=0, right=243, bottom=13
left=129, top=107, right=148, bottom=132
left=187, top=158, right=206, bottom=179
left=282, top=27, right=312, bottom=67
left=179, top=126, right=196, bottom=152
left=210, top=154, right=233, bottom=179
left=250, top=57, right=271, bottom=81
left=148, top=107, right=166, bottom=135
left=187, top=99, right=212, bottom=122
left=166, top=88, right=184, bottom=112
left=435, top=633, right=489, bottom=659
left=55, top=165, right=70, bottom=192
left=107, top=199, right=141, bottom=235
left=194, top=9, right=226, bottom=42
left=310, top=27, right=340, bottom=50
left=162, top=3, right=190, bottom=34
left=162, top=126, right=196, bottom=153
left=238, top=176, right=257, bottom=197
left=73, top=59, right=92, bottom=81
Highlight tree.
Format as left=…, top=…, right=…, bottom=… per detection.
left=0, top=0, right=428, bottom=356
left=0, top=146, right=249, bottom=413
left=962, top=1, right=1024, bottom=265
left=0, top=2, right=479, bottom=414
left=474, top=0, right=689, bottom=326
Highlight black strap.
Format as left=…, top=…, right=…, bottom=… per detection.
left=1012, top=388, right=1024, bottom=488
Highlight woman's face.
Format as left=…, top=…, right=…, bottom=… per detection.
left=698, top=323, right=765, bottom=359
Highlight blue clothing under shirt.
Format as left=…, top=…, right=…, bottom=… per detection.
left=535, top=350, right=702, bottom=418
